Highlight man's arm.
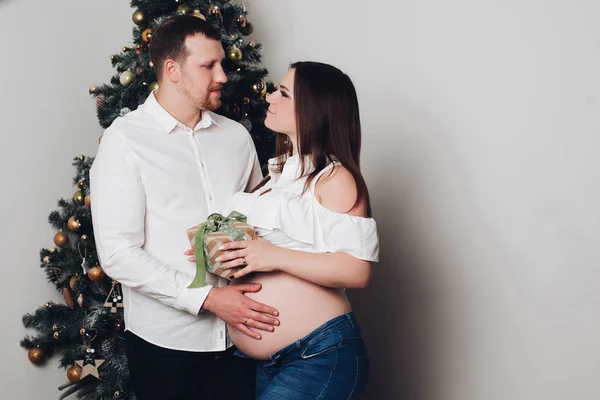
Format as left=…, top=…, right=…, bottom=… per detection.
left=90, top=128, right=211, bottom=315
left=91, top=129, right=280, bottom=337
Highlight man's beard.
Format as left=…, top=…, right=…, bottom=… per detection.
left=183, top=85, right=221, bottom=111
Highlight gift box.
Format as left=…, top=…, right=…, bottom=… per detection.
left=186, top=211, right=256, bottom=288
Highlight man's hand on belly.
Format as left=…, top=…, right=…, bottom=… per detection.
left=202, top=284, right=280, bottom=340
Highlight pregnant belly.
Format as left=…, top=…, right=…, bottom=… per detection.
left=228, top=272, right=351, bottom=360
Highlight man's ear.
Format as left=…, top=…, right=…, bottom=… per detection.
left=164, top=59, right=180, bottom=83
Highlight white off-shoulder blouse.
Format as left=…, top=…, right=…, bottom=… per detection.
left=230, top=155, right=379, bottom=262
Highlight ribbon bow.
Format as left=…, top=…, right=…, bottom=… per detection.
left=188, top=211, right=248, bottom=288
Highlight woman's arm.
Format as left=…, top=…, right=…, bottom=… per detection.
left=272, top=247, right=372, bottom=289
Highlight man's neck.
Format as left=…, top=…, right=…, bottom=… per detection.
left=155, top=89, right=203, bottom=130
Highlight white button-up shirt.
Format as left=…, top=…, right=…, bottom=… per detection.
left=90, top=92, right=263, bottom=351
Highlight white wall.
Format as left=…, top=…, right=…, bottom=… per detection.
left=249, top=1, right=600, bottom=399
left=0, top=1, right=132, bottom=398
left=2, top=0, right=599, bottom=399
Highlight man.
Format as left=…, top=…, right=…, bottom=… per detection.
left=90, top=16, right=279, bottom=400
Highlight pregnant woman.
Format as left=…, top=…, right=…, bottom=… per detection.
left=190, top=61, right=379, bottom=399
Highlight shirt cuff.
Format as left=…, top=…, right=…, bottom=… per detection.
left=175, top=283, right=214, bottom=316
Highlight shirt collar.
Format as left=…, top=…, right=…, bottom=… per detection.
left=143, top=91, right=220, bottom=134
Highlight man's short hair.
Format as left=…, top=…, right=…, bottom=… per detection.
left=149, top=15, right=221, bottom=80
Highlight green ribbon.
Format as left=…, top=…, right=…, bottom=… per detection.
left=188, top=211, right=249, bottom=288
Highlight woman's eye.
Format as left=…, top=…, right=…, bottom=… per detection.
left=280, top=90, right=288, bottom=98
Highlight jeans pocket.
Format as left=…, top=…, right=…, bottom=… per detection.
left=300, top=331, right=343, bottom=359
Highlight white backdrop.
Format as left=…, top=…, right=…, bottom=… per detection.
left=2, top=1, right=599, bottom=399
left=1, top=1, right=132, bottom=398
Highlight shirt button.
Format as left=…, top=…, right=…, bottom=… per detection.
left=209, top=195, right=214, bottom=201
left=201, top=161, right=206, bottom=168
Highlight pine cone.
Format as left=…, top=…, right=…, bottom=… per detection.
left=45, top=267, right=63, bottom=284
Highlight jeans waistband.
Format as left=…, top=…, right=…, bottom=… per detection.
left=269, top=311, right=358, bottom=362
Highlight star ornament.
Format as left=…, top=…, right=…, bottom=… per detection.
left=75, top=350, right=104, bottom=379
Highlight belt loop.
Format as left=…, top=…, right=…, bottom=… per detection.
left=345, top=312, right=355, bottom=329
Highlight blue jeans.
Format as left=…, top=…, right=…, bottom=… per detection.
left=249, top=312, right=369, bottom=399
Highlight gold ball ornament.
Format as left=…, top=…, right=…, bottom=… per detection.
left=237, top=15, right=247, bottom=27
left=110, top=54, right=115, bottom=62
left=192, top=10, right=206, bottom=20
left=148, top=61, right=154, bottom=68
left=52, top=324, right=59, bottom=331
left=80, top=328, right=86, bottom=336
left=227, top=46, right=243, bottom=62
left=248, top=41, right=256, bottom=48
left=114, top=320, right=124, bottom=332
left=141, top=28, right=152, bottom=42
left=176, top=4, right=191, bottom=15
left=88, top=266, right=106, bottom=283
left=73, top=190, right=84, bottom=204
left=43, top=256, right=51, bottom=264
left=85, top=195, right=91, bottom=208
left=132, top=10, right=146, bottom=26
left=45, top=302, right=52, bottom=308
left=89, top=86, right=97, bottom=93
left=69, top=275, right=79, bottom=291
left=208, top=4, right=221, bottom=16
left=81, top=234, right=88, bottom=241
left=49, top=247, right=57, bottom=254
left=68, top=216, right=81, bottom=232
left=28, top=348, right=45, bottom=365
left=77, top=178, right=85, bottom=189
left=54, top=232, right=69, bottom=247
left=149, top=81, right=159, bottom=92
left=53, top=331, right=60, bottom=340
left=252, top=79, right=267, bottom=98
left=67, top=365, right=82, bottom=383
left=120, top=70, right=135, bottom=87
left=243, top=97, right=250, bottom=104
left=114, top=392, right=121, bottom=398
left=77, top=155, right=85, bottom=161
left=242, top=22, right=254, bottom=36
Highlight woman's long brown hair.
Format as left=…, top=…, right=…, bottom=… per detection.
left=271, top=61, right=371, bottom=216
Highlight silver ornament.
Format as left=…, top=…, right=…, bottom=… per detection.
left=240, top=118, right=252, bottom=132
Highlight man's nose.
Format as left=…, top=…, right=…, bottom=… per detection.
left=214, top=64, right=227, bottom=83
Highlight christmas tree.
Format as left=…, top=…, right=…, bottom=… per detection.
left=21, top=1, right=274, bottom=399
